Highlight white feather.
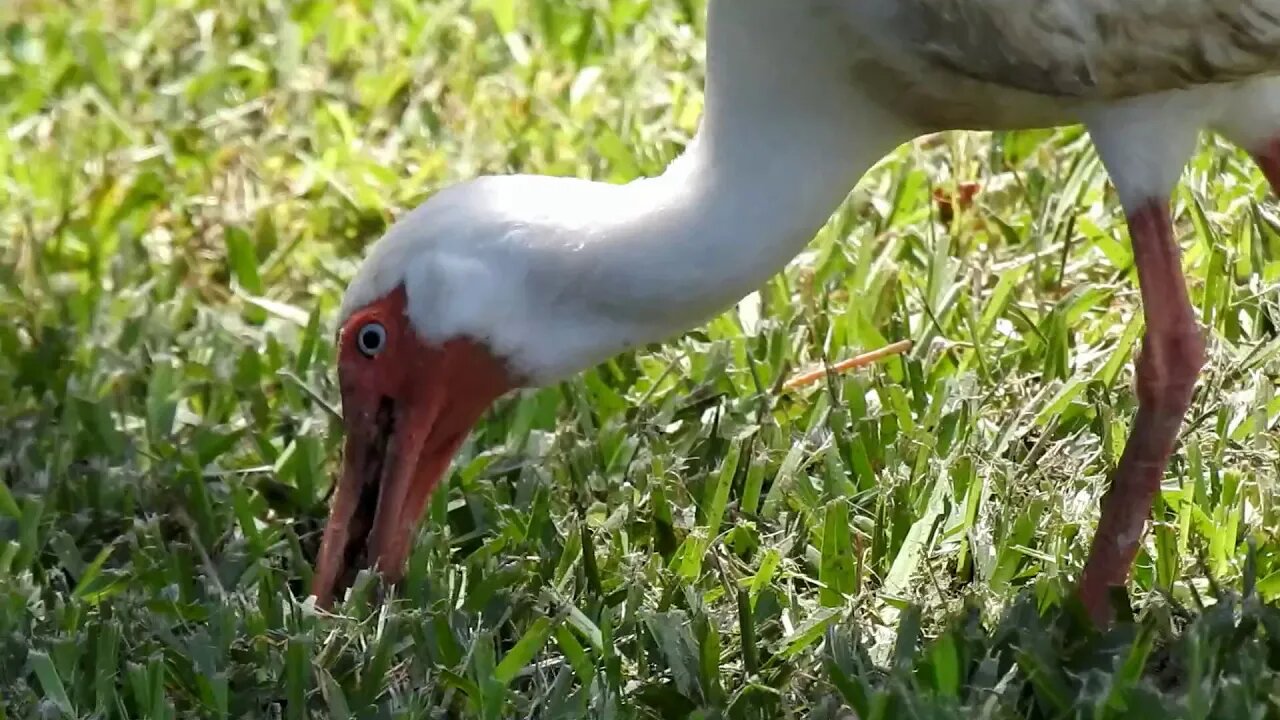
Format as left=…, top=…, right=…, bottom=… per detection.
left=341, top=0, right=1280, bottom=385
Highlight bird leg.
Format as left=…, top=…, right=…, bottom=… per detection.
left=1078, top=199, right=1205, bottom=625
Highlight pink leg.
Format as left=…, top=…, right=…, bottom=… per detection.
left=1078, top=200, right=1206, bottom=625
left=1252, top=138, right=1280, bottom=193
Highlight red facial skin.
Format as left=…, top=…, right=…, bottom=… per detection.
left=312, top=285, right=513, bottom=608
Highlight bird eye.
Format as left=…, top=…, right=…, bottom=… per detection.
left=355, top=322, right=386, bottom=358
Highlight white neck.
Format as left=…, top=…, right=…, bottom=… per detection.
left=551, top=46, right=910, bottom=373
left=582, top=116, right=902, bottom=338
left=350, top=1, right=917, bottom=384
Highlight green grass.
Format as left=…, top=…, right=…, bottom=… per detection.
left=4, top=0, right=1280, bottom=717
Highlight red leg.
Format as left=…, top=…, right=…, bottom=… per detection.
left=1078, top=200, right=1206, bottom=625
left=1253, top=138, right=1280, bottom=194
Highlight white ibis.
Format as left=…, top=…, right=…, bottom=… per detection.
left=312, top=0, right=1280, bottom=623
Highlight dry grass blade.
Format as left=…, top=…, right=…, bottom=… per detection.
left=780, top=340, right=914, bottom=391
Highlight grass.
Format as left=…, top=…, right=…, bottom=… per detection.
left=3, top=0, right=1280, bottom=717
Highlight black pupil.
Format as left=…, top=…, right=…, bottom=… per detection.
left=361, top=328, right=381, bottom=352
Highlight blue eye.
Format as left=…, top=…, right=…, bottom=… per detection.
left=356, top=322, right=386, bottom=357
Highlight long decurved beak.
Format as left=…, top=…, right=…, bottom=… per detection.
left=312, top=393, right=458, bottom=608
left=310, top=335, right=512, bottom=609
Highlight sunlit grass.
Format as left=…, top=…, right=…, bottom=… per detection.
left=3, top=1, right=1280, bottom=717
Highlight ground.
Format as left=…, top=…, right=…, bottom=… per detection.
left=4, top=1, right=1280, bottom=718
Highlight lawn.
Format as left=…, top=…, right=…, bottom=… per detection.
left=4, top=0, right=1280, bottom=717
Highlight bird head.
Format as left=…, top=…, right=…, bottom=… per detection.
left=310, top=283, right=511, bottom=608
left=310, top=175, right=643, bottom=607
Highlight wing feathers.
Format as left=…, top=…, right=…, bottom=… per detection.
left=898, top=0, right=1280, bottom=98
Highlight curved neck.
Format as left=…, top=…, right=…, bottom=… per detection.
left=501, top=0, right=919, bottom=382
left=580, top=98, right=906, bottom=348
left=568, top=0, right=913, bottom=347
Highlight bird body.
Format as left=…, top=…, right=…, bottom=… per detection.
left=316, top=0, right=1280, bottom=617
left=859, top=0, right=1280, bottom=106
left=344, top=1, right=1280, bottom=382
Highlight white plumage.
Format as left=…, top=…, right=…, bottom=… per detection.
left=327, top=0, right=1280, bottom=619
left=344, top=0, right=1280, bottom=384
